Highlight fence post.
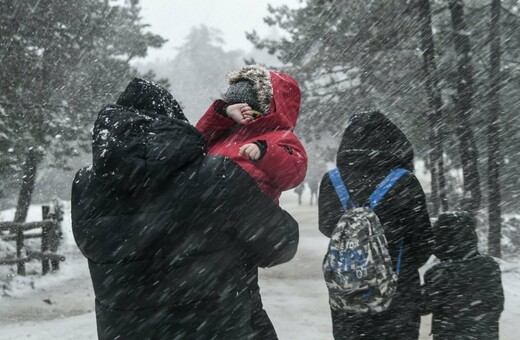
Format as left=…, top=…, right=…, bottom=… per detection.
left=50, top=201, right=63, bottom=272
left=50, top=223, right=61, bottom=272
left=42, top=202, right=63, bottom=273
left=16, top=228, right=25, bottom=276
left=41, top=205, right=50, bottom=275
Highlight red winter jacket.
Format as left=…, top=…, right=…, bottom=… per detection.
left=196, top=71, right=307, bottom=201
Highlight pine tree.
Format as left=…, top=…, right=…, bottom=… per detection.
left=0, top=0, right=166, bottom=221
left=248, top=0, right=520, bottom=227
left=248, top=0, right=429, bottom=156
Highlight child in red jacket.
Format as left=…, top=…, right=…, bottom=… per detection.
left=196, top=64, right=308, bottom=202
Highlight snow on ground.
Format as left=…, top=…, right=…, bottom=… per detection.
left=0, top=192, right=519, bottom=339
left=497, top=259, right=520, bottom=339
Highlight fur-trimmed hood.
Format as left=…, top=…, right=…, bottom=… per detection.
left=227, top=64, right=273, bottom=115
left=227, top=64, right=301, bottom=130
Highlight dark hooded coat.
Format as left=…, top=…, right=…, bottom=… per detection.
left=423, top=212, right=504, bottom=340
left=71, top=79, right=299, bottom=340
left=318, top=111, right=434, bottom=340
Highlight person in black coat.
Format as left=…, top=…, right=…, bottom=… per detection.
left=423, top=211, right=504, bottom=339
left=71, top=78, right=299, bottom=340
left=318, top=111, right=435, bottom=339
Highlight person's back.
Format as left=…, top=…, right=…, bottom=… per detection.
left=319, top=111, right=434, bottom=339
left=72, top=78, right=299, bottom=339
left=423, top=212, right=504, bottom=340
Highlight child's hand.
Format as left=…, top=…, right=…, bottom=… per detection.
left=241, top=106, right=262, bottom=121
left=238, top=143, right=261, bottom=161
left=226, top=103, right=253, bottom=125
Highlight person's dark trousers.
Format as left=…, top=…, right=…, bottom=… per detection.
left=246, top=266, right=278, bottom=340
left=331, top=306, right=420, bottom=340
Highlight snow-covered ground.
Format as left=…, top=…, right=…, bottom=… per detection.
left=0, top=192, right=519, bottom=339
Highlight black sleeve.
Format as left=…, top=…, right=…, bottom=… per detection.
left=396, top=174, right=435, bottom=269
left=71, top=167, right=94, bottom=222
left=223, top=159, right=299, bottom=268
left=481, top=257, right=505, bottom=314
left=318, top=173, right=342, bottom=238
left=421, top=265, right=449, bottom=314
left=252, top=140, right=267, bottom=161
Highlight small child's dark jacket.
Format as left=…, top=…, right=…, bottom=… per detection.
left=423, top=212, right=504, bottom=340
left=424, top=256, right=503, bottom=339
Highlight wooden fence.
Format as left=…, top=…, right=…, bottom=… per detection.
left=0, top=204, right=65, bottom=275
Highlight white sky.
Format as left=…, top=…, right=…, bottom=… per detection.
left=135, top=0, right=301, bottom=63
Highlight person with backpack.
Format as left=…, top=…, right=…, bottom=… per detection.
left=422, top=211, right=504, bottom=339
left=318, top=111, right=435, bottom=339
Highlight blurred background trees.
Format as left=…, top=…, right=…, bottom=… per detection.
left=248, top=0, right=520, bottom=257
left=0, top=0, right=165, bottom=220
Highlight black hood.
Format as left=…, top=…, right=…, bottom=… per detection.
left=336, top=111, right=414, bottom=172
left=116, top=77, right=188, bottom=121
left=92, top=105, right=205, bottom=193
left=434, top=211, right=479, bottom=261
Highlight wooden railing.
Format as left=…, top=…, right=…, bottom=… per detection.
left=0, top=205, right=65, bottom=275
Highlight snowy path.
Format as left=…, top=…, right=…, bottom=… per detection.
left=0, top=195, right=519, bottom=339
left=0, top=252, right=94, bottom=324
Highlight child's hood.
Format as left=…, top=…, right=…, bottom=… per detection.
left=267, top=71, right=301, bottom=130
left=227, top=65, right=301, bottom=130
left=434, top=211, right=480, bottom=261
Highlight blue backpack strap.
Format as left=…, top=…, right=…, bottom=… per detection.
left=328, top=168, right=355, bottom=210
left=369, top=168, right=410, bottom=274
left=396, top=240, right=404, bottom=274
left=368, top=168, right=410, bottom=209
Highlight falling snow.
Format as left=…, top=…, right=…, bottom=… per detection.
left=1, top=0, right=519, bottom=339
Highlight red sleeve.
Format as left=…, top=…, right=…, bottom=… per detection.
left=195, top=100, right=235, bottom=148
left=255, top=131, right=308, bottom=191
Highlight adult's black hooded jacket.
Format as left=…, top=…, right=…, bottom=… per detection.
left=318, top=111, right=434, bottom=339
left=71, top=79, right=299, bottom=339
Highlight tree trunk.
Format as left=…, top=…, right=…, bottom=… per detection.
left=13, top=148, right=42, bottom=275
left=447, top=0, right=481, bottom=214
left=418, top=0, right=448, bottom=216
left=487, top=0, right=502, bottom=258
left=13, top=148, right=42, bottom=223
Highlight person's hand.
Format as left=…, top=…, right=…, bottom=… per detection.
left=225, top=103, right=253, bottom=125
left=241, top=106, right=262, bottom=121
left=238, top=143, right=261, bottom=161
